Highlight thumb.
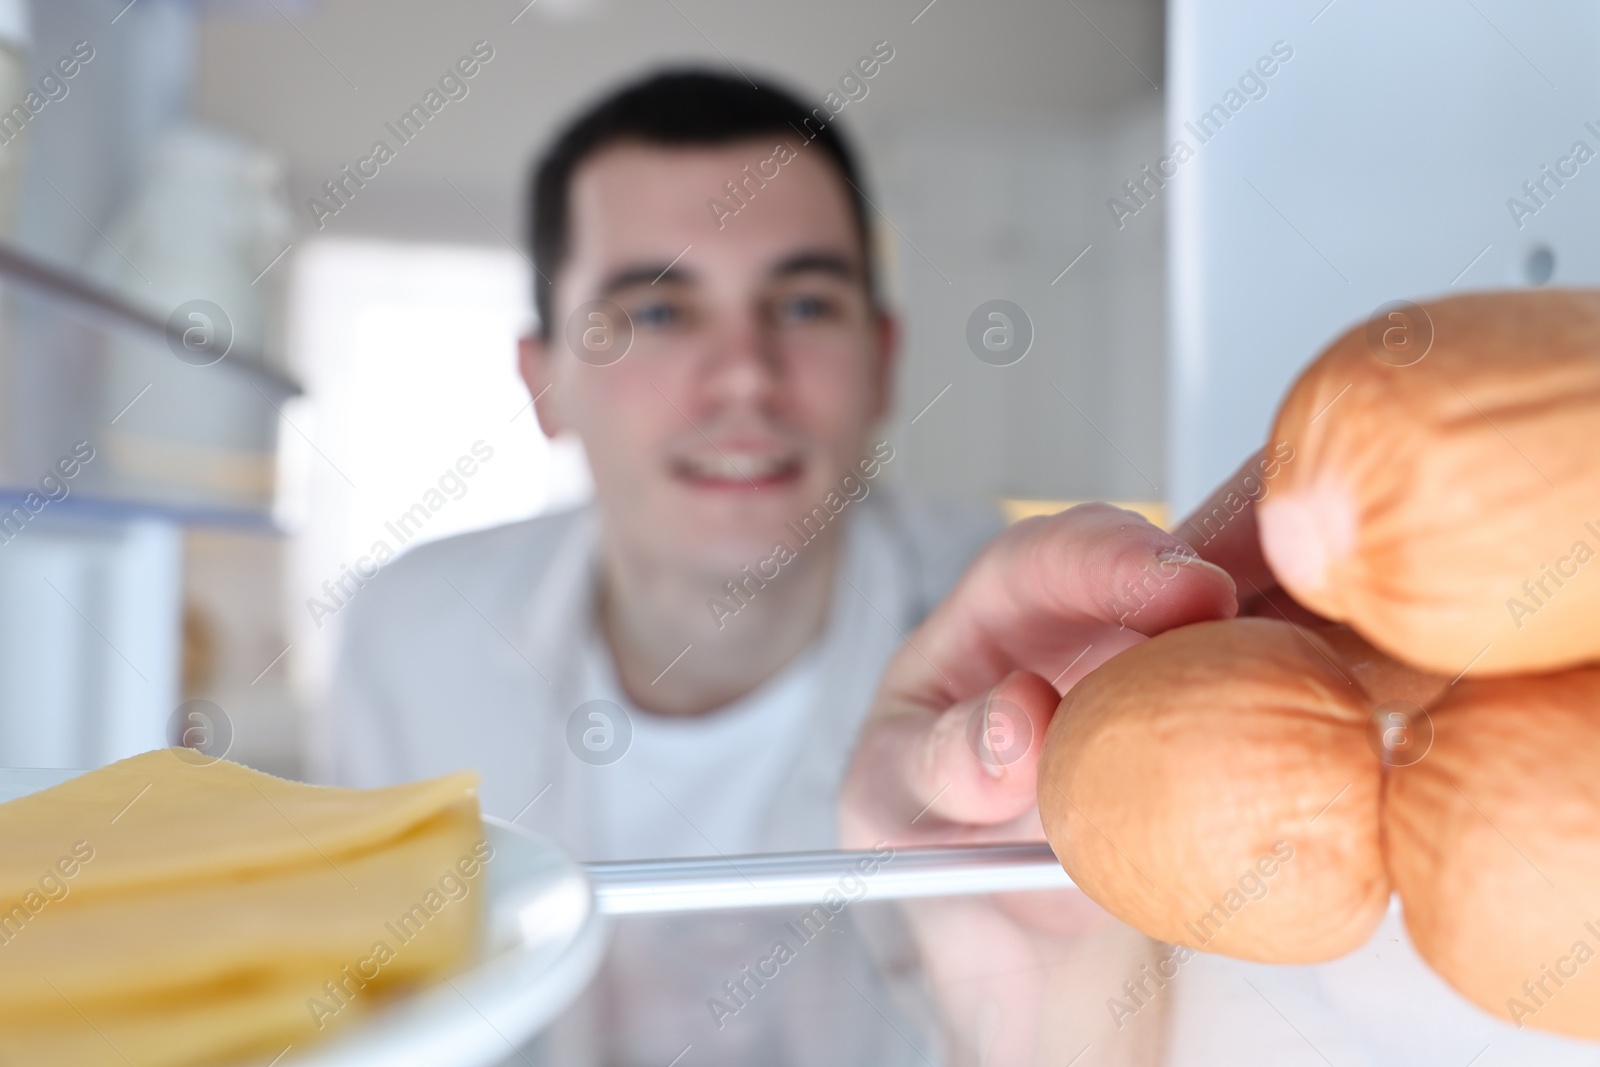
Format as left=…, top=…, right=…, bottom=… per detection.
left=911, top=669, right=1063, bottom=833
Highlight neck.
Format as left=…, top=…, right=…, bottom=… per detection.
left=596, top=527, right=842, bottom=717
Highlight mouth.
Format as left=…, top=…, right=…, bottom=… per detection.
left=670, top=449, right=804, bottom=490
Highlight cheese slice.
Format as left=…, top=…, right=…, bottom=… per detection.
left=0, top=749, right=486, bottom=1067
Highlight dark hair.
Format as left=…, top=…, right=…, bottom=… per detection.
left=527, top=68, right=877, bottom=337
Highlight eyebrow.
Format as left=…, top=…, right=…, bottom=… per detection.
left=769, top=251, right=861, bottom=283
left=596, top=249, right=862, bottom=299
left=599, top=263, right=691, bottom=295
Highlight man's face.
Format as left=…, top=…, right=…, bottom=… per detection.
left=521, top=138, right=894, bottom=576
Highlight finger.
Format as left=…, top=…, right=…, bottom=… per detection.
left=1020, top=503, right=1240, bottom=637
left=840, top=670, right=1058, bottom=848
left=1175, top=448, right=1331, bottom=624
left=1097, top=539, right=1240, bottom=638
left=904, top=670, right=1060, bottom=831
left=1173, top=447, right=1280, bottom=591
left=901, top=505, right=1239, bottom=701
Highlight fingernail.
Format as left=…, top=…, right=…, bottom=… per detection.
left=978, top=696, right=1004, bottom=778
left=1189, top=557, right=1236, bottom=582
left=1159, top=546, right=1235, bottom=585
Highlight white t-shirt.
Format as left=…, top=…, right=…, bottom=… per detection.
left=573, top=627, right=861, bottom=1067
left=578, top=626, right=821, bottom=863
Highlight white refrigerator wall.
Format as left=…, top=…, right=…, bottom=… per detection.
left=1167, top=0, right=1600, bottom=514
left=878, top=99, right=1169, bottom=509
left=0, top=516, right=181, bottom=768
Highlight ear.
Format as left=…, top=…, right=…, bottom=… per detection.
left=517, top=332, right=563, bottom=439
left=870, top=309, right=899, bottom=422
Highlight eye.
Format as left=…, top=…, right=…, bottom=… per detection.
left=631, top=300, right=681, bottom=329
left=775, top=294, right=833, bottom=324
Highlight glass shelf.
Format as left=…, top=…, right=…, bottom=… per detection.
left=0, top=240, right=299, bottom=530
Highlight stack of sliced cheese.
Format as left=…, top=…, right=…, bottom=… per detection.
left=0, top=749, right=485, bottom=1066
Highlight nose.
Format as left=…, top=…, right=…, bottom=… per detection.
left=699, top=305, right=781, bottom=410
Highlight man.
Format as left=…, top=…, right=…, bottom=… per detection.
left=327, top=70, right=1000, bottom=1064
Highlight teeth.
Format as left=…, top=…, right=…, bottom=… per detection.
left=681, top=452, right=793, bottom=480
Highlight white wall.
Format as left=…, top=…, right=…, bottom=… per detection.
left=877, top=96, right=1167, bottom=506
left=1167, top=0, right=1600, bottom=513
left=282, top=238, right=593, bottom=706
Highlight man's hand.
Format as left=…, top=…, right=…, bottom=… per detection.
left=839, top=503, right=1238, bottom=1066
left=841, top=502, right=1237, bottom=855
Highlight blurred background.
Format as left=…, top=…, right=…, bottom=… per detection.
left=2, top=0, right=1596, bottom=781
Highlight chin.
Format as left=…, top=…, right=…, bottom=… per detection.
left=685, top=496, right=845, bottom=574
left=679, top=518, right=803, bottom=573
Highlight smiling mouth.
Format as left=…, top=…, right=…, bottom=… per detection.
left=671, top=450, right=804, bottom=488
